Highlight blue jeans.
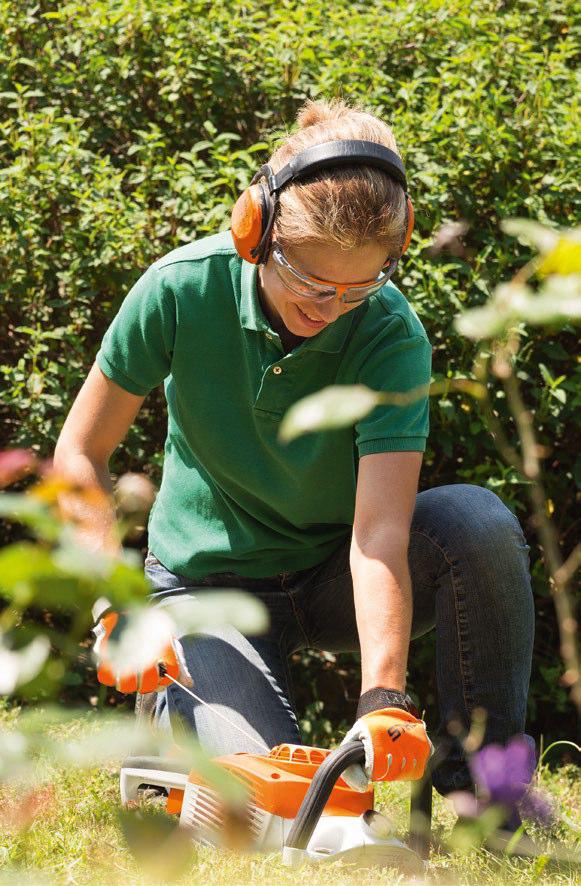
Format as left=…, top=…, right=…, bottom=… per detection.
left=144, top=484, right=534, bottom=796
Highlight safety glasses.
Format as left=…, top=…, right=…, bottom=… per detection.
left=271, top=242, right=397, bottom=304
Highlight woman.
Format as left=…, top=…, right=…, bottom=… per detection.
left=54, top=98, right=534, bottom=803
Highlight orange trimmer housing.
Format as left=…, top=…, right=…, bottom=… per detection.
left=166, top=743, right=373, bottom=819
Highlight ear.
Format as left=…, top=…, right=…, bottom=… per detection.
left=401, top=195, right=414, bottom=255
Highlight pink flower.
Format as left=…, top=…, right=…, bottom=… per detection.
left=37, top=458, right=55, bottom=477
left=0, top=449, right=37, bottom=488
left=448, top=790, right=482, bottom=818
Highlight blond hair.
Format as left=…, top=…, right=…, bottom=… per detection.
left=269, top=98, right=406, bottom=253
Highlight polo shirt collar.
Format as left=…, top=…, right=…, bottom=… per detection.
left=239, top=259, right=360, bottom=354
left=240, top=260, right=270, bottom=333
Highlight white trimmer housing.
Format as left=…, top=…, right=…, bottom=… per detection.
left=181, top=778, right=424, bottom=870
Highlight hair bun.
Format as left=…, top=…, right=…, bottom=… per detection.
left=296, top=98, right=351, bottom=130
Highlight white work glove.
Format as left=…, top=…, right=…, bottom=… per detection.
left=341, top=690, right=432, bottom=792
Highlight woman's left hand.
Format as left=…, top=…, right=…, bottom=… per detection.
left=340, top=707, right=433, bottom=791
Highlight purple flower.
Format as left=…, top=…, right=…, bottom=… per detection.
left=518, top=787, right=556, bottom=828
left=470, top=735, right=537, bottom=807
left=464, top=736, right=555, bottom=832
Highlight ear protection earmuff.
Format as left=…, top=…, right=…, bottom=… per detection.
left=231, top=139, right=414, bottom=265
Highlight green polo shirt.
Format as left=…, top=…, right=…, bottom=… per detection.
left=96, top=231, right=431, bottom=579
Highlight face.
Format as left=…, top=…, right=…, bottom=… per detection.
left=257, top=239, right=391, bottom=339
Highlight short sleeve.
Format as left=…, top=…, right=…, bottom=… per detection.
left=355, top=333, right=432, bottom=456
left=95, top=266, right=176, bottom=396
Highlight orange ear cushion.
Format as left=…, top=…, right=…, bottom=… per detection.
left=231, top=185, right=266, bottom=263
left=401, top=195, right=414, bottom=255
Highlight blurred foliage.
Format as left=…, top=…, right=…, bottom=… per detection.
left=0, top=0, right=579, bottom=741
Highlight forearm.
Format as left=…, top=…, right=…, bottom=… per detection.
left=350, top=533, right=412, bottom=694
left=53, top=447, right=120, bottom=555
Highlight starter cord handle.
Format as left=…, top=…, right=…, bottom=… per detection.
left=285, top=740, right=365, bottom=851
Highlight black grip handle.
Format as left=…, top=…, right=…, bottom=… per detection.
left=285, top=740, right=365, bottom=850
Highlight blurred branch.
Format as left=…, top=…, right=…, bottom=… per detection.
left=473, top=352, right=524, bottom=472
left=462, top=220, right=581, bottom=712
left=498, top=363, right=580, bottom=710
left=555, top=544, right=581, bottom=589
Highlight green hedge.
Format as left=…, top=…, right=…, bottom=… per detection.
left=1, top=0, right=579, bottom=742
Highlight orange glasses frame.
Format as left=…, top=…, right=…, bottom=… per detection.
left=271, top=243, right=397, bottom=304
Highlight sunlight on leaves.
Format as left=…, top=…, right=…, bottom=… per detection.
left=57, top=720, right=163, bottom=769
left=103, top=592, right=268, bottom=675
left=538, top=239, right=581, bottom=277
left=502, top=219, right=581, bottom=277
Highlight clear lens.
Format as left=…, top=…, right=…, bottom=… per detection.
left=342, top=279, right=387, bottom=303
left=273, top=251, right=336, bottom=300
left=272, top=244, right=395, bottom=304
left=342, top=261, right=397, bottom=303
left=278, top=272, right=336, bottom=301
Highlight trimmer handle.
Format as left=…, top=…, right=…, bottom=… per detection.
left=285, top=739, right=433, bottom=860
left=285, top=740, right=365, bottom=851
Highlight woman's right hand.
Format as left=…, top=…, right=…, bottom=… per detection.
left=93, top=609, right=193, bottom=694
left=53, top=362, right=147, bottom=557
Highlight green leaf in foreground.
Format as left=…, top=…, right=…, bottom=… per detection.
left=279, top=385, right=382, bottom=442
left=455, top=277, right=581, bottom=340
left=279, top=381, right=484, bottom=441
left=118, top=806, right=195, bottom=880
left=0, top=710, right=160, bottom=784
left=0, top=633, right=50, bottom=695
left=501, top=219, right=561, bottom=254
left=162, top=591, right=269, bottom=636
left=1, top=709, right=245, bottom=805
left=0, top=541, right=151, bottom=610
left=0, top=494, right=60, bottom=541
left=501, top=220, right=581, bottom=276
left=0, top=543, right=79, bottom=608
left=105, top=592, right=269, bottom=674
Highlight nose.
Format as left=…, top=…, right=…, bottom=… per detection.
left=314, top=296, right=343, bottom=323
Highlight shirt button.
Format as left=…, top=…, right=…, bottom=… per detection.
left=273, top=366, right=283, bottom=375
left=265, top=333, right=273, bottom=341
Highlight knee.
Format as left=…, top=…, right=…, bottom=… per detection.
left=416, top=484, right=528, bottom=557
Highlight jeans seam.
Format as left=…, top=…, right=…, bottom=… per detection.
left=411, top=527, right=455, bottom=568
left=277, top=625, right=300, bottom=733
left=411, top=527, right=475, bottom=717
left=282, top=584, right=311, bottom=648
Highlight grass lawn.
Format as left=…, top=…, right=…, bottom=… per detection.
left=0, top=712, right=579, bottom=885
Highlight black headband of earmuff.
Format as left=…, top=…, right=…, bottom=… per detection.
left=252, top=139, right=407, bottom=193
left=249, top=140, right=408, bottom=262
